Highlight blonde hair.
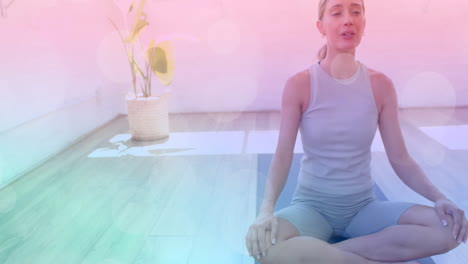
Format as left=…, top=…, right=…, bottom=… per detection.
left=317, top=0, right=366, bottom=61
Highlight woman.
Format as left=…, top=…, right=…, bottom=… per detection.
left=245, top=0, right=467, bottom=263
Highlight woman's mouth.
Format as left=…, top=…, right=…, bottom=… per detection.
left=341, top=32, right=355, bottom=39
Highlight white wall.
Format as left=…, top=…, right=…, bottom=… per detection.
left=0, top=0, right=125, bottom=188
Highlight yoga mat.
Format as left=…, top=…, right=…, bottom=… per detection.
left=256, top=153, right=435, bottom=264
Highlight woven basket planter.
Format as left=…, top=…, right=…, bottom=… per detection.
left=126, top=91, right=170, bottom=141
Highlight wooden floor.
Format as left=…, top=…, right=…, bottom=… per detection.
left=0, top=108, right=467, bottom=264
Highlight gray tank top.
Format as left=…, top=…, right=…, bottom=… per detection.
left=298, top=61, right=378, bottom=196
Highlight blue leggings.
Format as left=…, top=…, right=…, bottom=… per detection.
left=275, top=184, right=416, bottom=240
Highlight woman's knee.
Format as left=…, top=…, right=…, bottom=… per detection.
left=258, top=218, right=301, bottom=264
left=423, top=207, right=460, bottom=253
left=275, top=218, right=301, bottom=242
left=399, top=205, right=460, bottom=253
left=435, top=215, right=460, bottom=253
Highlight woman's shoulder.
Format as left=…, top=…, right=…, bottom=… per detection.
left=286, top=68, right=311, bottom=89
left=365, top=65, right=397, bottom=113
left=283, top=68, right=311, bottom=112
left=365, top=66, right=394, bottom=88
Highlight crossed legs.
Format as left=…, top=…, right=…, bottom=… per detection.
left=333, top=205, right=460, bottom=262
left=258, top=205, right=460, bottom=264
left=258, top=218, right=417, bottom=264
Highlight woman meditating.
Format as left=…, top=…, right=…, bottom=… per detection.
left=245, top=0, right=467, bottom=263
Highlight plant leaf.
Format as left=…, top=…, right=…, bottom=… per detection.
left=125, top=0, right=148, bottom=43
left=124, top=17, right=148, bottom=43
left=147, top=40, right=175, bottom=86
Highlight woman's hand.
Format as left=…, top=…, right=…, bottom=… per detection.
left=245, top=211, right=279, bottom=260
left=434, top=198, right=467, bottom=244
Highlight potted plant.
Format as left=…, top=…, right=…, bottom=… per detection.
left=110, top=0, right=174, bottom=141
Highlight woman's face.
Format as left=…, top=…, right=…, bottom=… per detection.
left=317, top=0, right=366, bottom=53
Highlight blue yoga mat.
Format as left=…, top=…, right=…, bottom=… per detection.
left=256, top=153, right=435, bottom=264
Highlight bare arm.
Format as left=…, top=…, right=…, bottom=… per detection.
left=246, top=72, right=307, bottom=258
left=376, top=73, right=468, bottom=244
left=260, top=74, right=304, bottom=214
left=375, top=74, right=446, bottom=203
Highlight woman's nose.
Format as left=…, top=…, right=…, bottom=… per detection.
left=344, top=13, right=353, bottom=25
